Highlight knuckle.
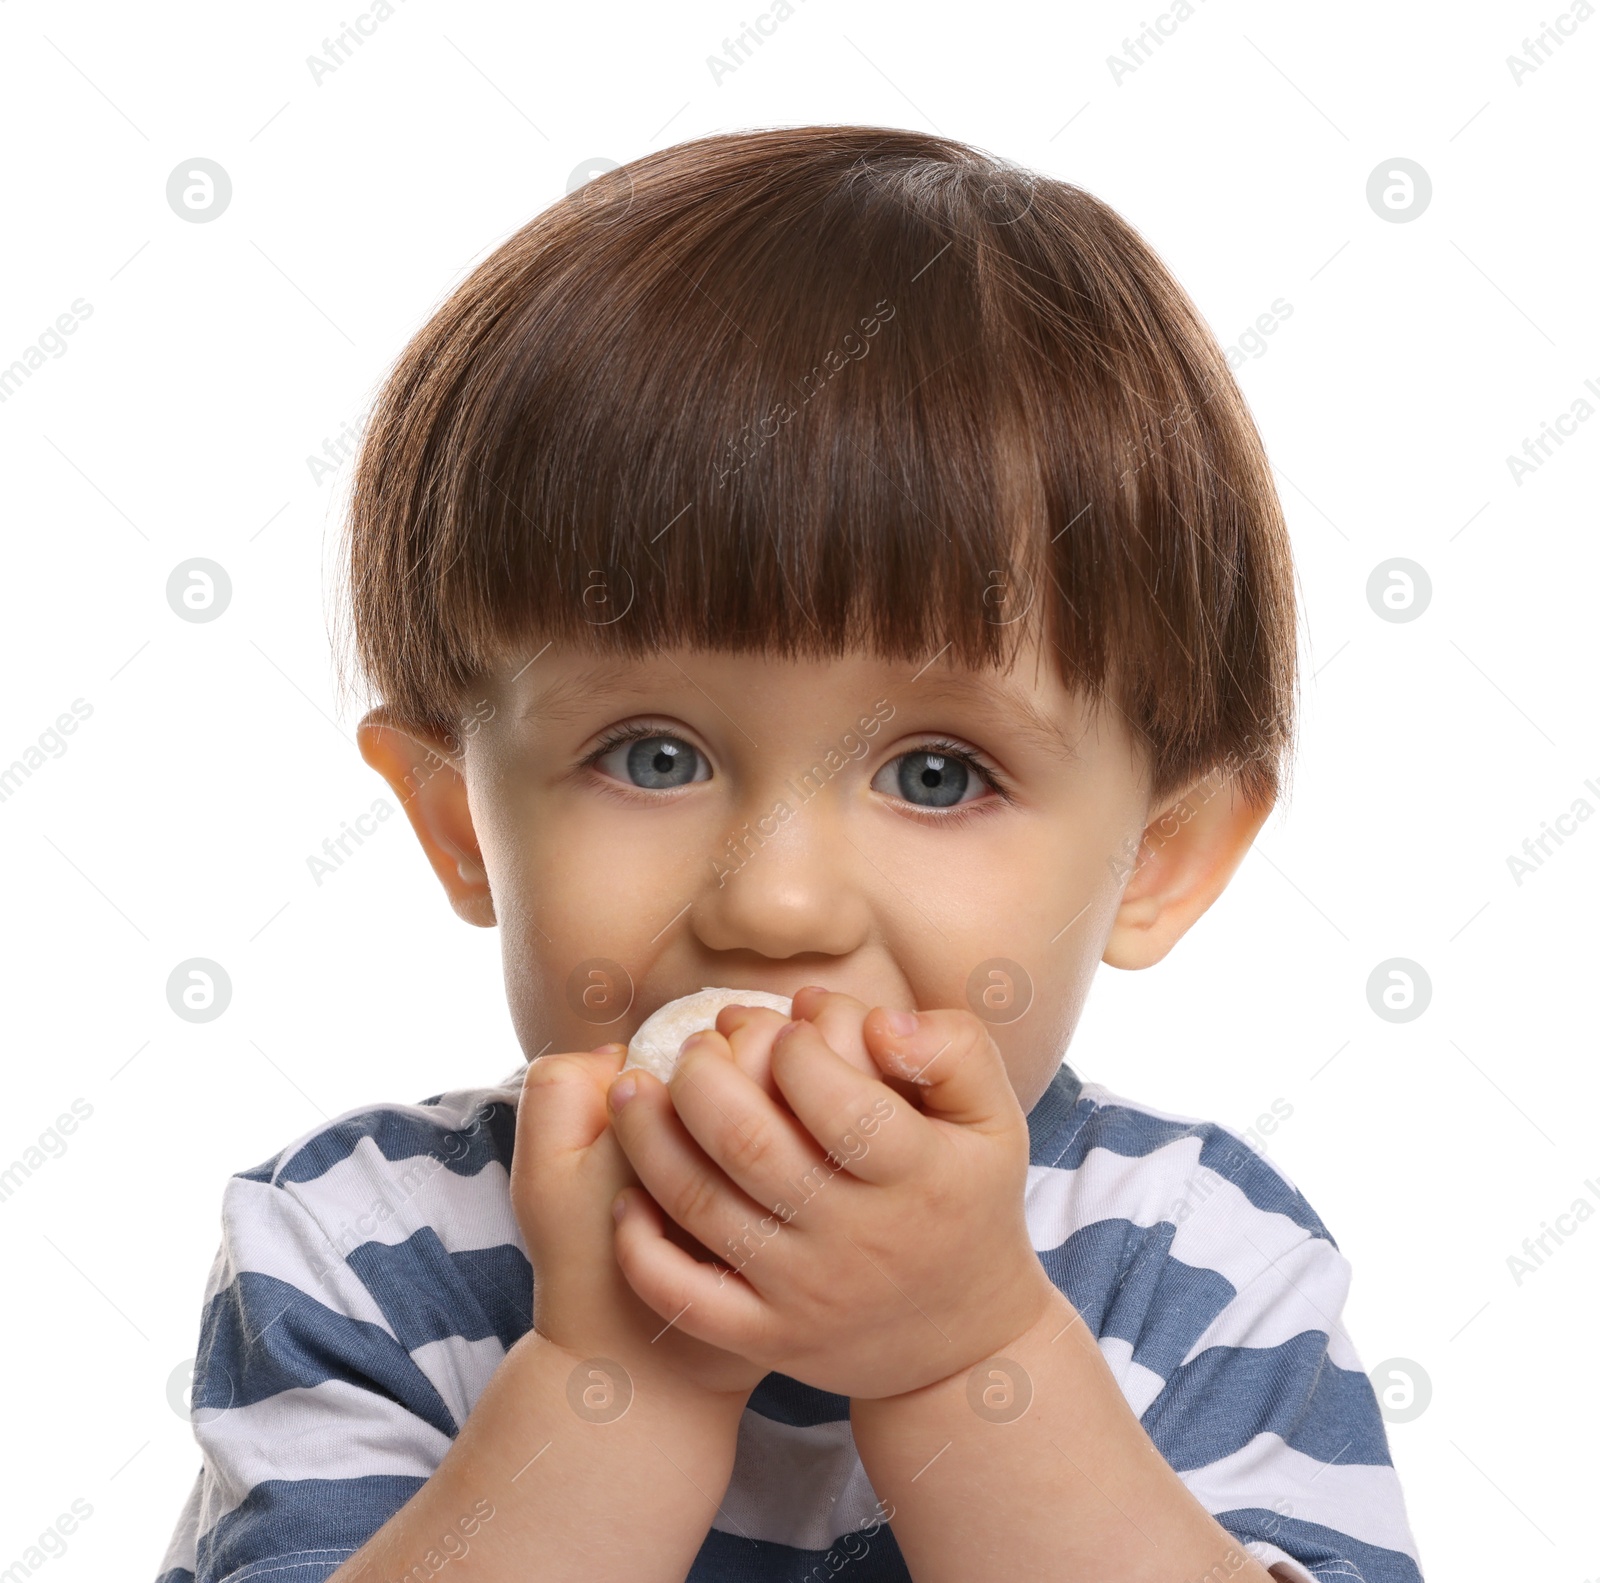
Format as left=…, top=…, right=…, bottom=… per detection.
left=720, top=1115, right=773, bottom=1176
left=720, top=1004, right=786, bottom=1033
left=816, top=989, right=868, bottom=1029
left=725, top=1008, right=788, bottom=1061
left=949, top=1007, right=987, bottom=1044
left=945, top=1008, right=997, bottom=1062
left=669, top=1168, right=720, bottom=1230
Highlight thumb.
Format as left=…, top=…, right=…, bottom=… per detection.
left=517, top=1043, right=628, bottom=1157
left=861, top=1008, right=1019, bottom=1131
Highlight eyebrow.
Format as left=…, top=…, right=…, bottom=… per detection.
left=903, top=672, right=1081, bottom=762
left=516, top=658, right=1080, bottom=761
left=518, top=662, right=664, bottom=726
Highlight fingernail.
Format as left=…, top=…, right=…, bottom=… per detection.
left=608, top=1075, right=638, bottom=1112
left=612, top=1191, right=628, bottom=1223
left=678, top=1031, right=713, bottom=1060
left=591, top=1041, right=624, bottom=1055
left=885, top=1009, right=919, bottom=1036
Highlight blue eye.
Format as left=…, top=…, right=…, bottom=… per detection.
left=870, top=743, right=996, bottom=811
left=595, top=732, right=708, bottom=789
left=895, top=750, right=970, bottom=807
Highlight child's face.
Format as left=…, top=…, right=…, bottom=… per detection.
left=362, top=634, right=1268, bottom=1114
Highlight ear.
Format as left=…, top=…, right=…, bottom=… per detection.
left=1101, top=773, right=1274, bottom=970
left=356, top=706, right=495, bottom=927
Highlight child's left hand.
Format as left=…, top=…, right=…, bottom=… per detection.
left=604, top=988, right=1061, bottom=1401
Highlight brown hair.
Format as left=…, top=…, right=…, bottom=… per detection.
left=334, top=124, right=1296, bottom=806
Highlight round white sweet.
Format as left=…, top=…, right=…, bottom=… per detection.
left=623, top=987, right=793, bottom=1083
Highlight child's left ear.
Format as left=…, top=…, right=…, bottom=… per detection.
left=1101, top=775, right=1274, bottom=970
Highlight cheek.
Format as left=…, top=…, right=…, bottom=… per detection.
left=925, top=815, right=1126, bottom=965
left=488, top=791, right=711, bottom=1056
left=887, top=812, right=1131, bottom=1087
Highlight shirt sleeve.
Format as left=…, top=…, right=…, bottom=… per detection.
left=1134, top=1205, right=1425, bottom=1581
left=154, top=1166, right=459, bottom=1582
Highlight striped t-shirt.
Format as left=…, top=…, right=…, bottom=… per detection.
left=156, top=1060, right=1424, bottom=1582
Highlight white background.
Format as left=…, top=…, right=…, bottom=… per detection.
left=1, top=0, right=1594, bottom=1577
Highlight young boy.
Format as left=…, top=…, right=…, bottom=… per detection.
left=156, top=126, right=1423, bottom=1582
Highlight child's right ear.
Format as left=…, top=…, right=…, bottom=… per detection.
left=356, top=706, right=495, bottom=927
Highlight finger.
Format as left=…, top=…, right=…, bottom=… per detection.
left=612, top=1185, right=769, bottom=1353
left=861, top=1008, right=1022, bottom=1132
left=581, top=1094, right=645, bottom=1195
left=667, top=1032, right=836, bottom=1215
left=789, top=985, right=878, bottom=1074
left=517, top=1044, right=628, bottom=1159
left=607, top=1062, right=785, bottom=1273
left=712, top=1004, right=792, bottom=1099
left=766, top=1018, right=918, bottom=1186
left=713, top=995, right=885, bottom=1107
left=789, top=989, right=927, bottom=1108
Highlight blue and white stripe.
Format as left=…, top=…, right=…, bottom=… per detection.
left=156, top=1063, right=1423, bottom=1582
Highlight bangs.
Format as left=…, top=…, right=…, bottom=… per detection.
left=339, top=126, right=1296, bottom=805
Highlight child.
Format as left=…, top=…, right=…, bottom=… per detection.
left=156, top=125, right=1423, bottom=1582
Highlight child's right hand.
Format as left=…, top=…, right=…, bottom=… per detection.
left=510, top=1042, right=770, bottom=1403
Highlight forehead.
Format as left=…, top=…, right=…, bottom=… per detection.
left=493, top=642, right=1091, bottom=762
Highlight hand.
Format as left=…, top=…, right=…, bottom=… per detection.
left=604, top=990, right=1059, bottom=1400
left=510, top=1042, right=769, bottom=1403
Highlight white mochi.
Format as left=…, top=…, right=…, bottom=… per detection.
left=623, top=987, right=793, bottom=1083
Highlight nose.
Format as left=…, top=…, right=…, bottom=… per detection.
left=690, top=792, right=872, bottom=961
